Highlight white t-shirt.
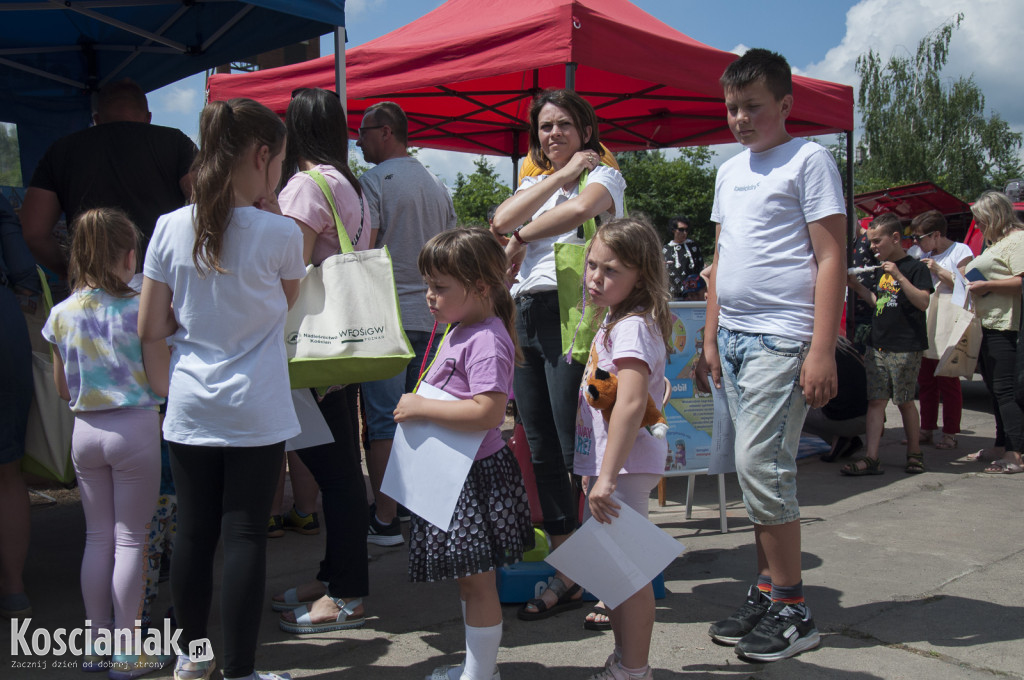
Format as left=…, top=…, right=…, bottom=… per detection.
left=574, top=313, right=668, bottom=477
left=278, top=164, right=371, bottom=265
left=711, top=138, right=846, bottom=342
left=925, top=240, right=973, bottom=292
left=511, top=165, right=627, bottom=296
left=143, top=205, right=307, bottom=447
left=360, top=156, right=456, bottom=332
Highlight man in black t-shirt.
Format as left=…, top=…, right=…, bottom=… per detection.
left=21, top=79, right=196, bottom=275
left=844, top=213, right=934, bottom=475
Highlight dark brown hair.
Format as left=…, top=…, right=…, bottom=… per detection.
left=527, top=89, right=602, bottom=171
left=191, top=98, right=285, bottom=275
left=910, top=209, right=948, bottom=237
left=68, top=208, right=141, bottom=297
left=418, top=227, right=522, bottom=364
left=588, top=216, right=673, bottom=353
left=720, top=48, right=793, bottom=100
left=869, top=212, right=902, bottom=236
left=283, top=88, right=362, bottom=198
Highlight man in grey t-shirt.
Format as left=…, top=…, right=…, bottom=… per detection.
left=357, top=101, right=456, bottom=545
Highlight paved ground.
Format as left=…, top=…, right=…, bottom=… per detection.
left=4, top=379, right=1022, bottom=680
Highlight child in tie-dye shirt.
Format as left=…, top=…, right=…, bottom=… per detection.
left=42, top=207, right=171, bottom=677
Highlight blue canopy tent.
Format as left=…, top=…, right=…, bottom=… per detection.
left=0, top=0, right=346, bottom=183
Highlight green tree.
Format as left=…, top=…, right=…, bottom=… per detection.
left=855, top=15, right=1022, bottom=200
left=617, top=147, right=717, bottom=254
left=452, top=156, right=512, bottom=226
left=0, top=123, right=23, bottom=187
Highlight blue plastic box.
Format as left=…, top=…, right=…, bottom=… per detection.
left=496, top=561, right=666, bottom=603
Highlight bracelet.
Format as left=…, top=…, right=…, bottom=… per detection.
left=512, top=227, right=528, bottom=245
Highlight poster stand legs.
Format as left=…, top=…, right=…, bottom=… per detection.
left=657, top=472, right=728, bottom=534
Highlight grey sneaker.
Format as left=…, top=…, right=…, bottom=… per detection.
left=735, top=601, right=820, bottom=661
left=708, top=585, right=772, bottom=645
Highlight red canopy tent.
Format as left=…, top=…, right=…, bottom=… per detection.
left=207, top=0, right=854, bottom=163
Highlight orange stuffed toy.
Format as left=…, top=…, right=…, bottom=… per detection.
left=583, top=365, right=668, bottom=439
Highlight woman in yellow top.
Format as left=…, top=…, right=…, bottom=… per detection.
left=965, top=191, right=1024, bottom=473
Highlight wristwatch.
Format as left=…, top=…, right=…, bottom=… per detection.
left=511, top=226, right=528, bottom=245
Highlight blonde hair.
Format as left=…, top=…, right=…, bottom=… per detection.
left=417, top=228, right=522, bottom=364
left=971, top=191, right=1023, bottom=245
left=68, top=208, right=141, bottom=297
left=191, top=98, right=286, bottom=275
left=588, top=216, right=673, bottom=352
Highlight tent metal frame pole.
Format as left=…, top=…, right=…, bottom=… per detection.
left=565, top=62, right=576, bottom=91
left=334, top=26, right=346, bottom=104
left=845, top=129, right=856, bottom=338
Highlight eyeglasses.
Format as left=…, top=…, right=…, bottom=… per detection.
left=358, top=125, right=386, bottom=136
left=911, top=231, right=937, bottom=242
left=674, top=226, right=688, bottom=232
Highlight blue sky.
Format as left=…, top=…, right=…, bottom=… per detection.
left=148, top=0, right=1024, bottom=187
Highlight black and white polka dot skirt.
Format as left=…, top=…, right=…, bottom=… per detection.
left=409, top=445, right=533, bottom=583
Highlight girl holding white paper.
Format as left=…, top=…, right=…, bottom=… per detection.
left=574, top=217, right=672, bottom=680
left=393, top=228, right=532, bottom=680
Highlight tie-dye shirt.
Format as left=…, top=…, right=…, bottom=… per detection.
left=42, top=285, right=163, bottom=412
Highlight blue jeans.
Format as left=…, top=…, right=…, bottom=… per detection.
left=718, top=327, right=809, bottom=525
left=514, top=291, right=584, bottom=537
left=360, top=330, right=432, bottom=441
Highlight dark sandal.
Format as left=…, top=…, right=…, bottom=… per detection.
left=583, top=605, right=612, bottom=631
left=517, top=576, right=583, bottom=621
left=841, top=456, right=884, bottom=476
left=905, top=452, right=925, bottom=474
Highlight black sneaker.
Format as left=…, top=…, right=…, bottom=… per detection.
left=396, top=504, right=411, bottom=523
left=735, top=601, right=820, bottom=662
left=708, top=586, right=772, bottom=645
left=367, top=513, right=403, bottom=546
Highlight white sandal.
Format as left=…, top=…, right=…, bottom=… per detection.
left=278, top=596, right=365, bottom=634
left=426, top=664, right=500, bottom=680
left=270, top=580, right=328, bottom=612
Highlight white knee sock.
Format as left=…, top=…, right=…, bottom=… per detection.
left=462, top=621, right=502, bottom=680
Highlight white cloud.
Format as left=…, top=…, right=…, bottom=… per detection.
left=344, top=0, right=387, bottom=17
left=803, top=0, right=1024, bottom=139
left=150, top=85, right=200, bottom=116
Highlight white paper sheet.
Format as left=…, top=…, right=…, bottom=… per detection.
left=707, top=379, right=737, bottom=474
left=951, top=269, right=969, bottom=308
left=545, top=503, right=683, bottom=609
left=285, top=388, right=335, bottom=451
left=380, top=382, right=485, bottom=531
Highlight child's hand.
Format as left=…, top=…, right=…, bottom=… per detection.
left=588, top=476, right=621, bottom=524
left=393, top=393, right=425, bottom=423
left=799, top=347, right=837, bottom=409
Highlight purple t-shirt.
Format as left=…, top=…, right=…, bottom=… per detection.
left=574, top=313, right=668, bottom=476
left=420, top=316, right=514, bottom=460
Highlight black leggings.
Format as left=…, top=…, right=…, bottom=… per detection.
left=169, top=441, right=283, bottom=679
left=979, top=328, right=1023, bottom=452
left=295, top=385, right=369, bottom=599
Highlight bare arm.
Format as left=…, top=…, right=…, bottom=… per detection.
left=20, top=187, right=65, bottom=274
left=802, top=213, right=847, bottom=409
left=588, top=359, right=649, bottom=523
left=491, top=152, right=593, bottom=234
left=138, top=277, right=177, bottom=342
left=141, top=340, right=170, bottom=398
left=695, top=223, right=723, bottom=393
left=282, top=279, right=301, bottom=310
left=967, top=274, right=1024, bottom=297
left=847, top=273, right=877, bottom=305
left=881, top=260, right=931, bottom=311
left=393, top=391, right=507, bottom=433
left=52, top=349, right=70, bottom=401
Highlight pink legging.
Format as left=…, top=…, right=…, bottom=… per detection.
left=72, top=409, right=160, bottom=638
left=917, top=357, right=962, bottom=434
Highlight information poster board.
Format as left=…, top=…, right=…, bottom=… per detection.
left=663, top=301, right=715, bottom=476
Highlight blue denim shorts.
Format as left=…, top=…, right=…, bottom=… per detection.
left=360, top=330, right=432, bottom=441
left=718, top=327, right=809, bottom=525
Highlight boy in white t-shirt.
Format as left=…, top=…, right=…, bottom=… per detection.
left=696, top=48, right=847, bottom=662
